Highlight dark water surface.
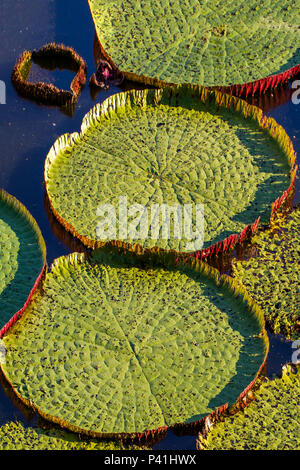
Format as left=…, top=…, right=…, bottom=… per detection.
left=0, top=0, right=298, bottom=451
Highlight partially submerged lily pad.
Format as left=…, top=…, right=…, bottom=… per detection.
left=233, top=207, right=300, bottom=340
left=0, top=421, right=125, bottom=450
left=0, top=189, right=46, bottom=338
left=197, top=364, right=300, bottom=450
left=45, top=86, right=294, bottom=254
left=88, top=0, right=300, bottom=88
left=1, top=247, right=268, bottom=437
left=11, top=43, right=87, bottom=107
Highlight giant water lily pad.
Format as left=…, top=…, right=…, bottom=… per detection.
left=197, top=365, right=300, bottom=450
left=0, top=189, right=46, bottom=337
left=88, top=0, right=300, bottom=87
left=1, top=247, right=268, bottom=437
left=45, top=87, right=294, bottom=253
left=0, top=422, right=125, bottom=450
left=233, top=207, right=300, bottom=340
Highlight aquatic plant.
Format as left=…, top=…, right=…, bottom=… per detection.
left=232, top=207, right=300, bottom=340
left=44, top=85, right=295, bottom=258
left=11, top=43, right=87, bottom=107
left=197, top=364, right=300, bottom=450
left=88, top=0, right=300, bottom=92
left=0, top=421, right=127, bottom=450
left=0, top=245, right=268, bottom=438
left=90, top=59, right=124, bottom=90
left=0, top=189, right=46, bottom=338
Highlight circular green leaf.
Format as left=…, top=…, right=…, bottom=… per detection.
left=88, top=0, right=300, bottom=86
left=45, top=87, right=292, bottom=253
left=2, top=249, right=267, bottom=436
